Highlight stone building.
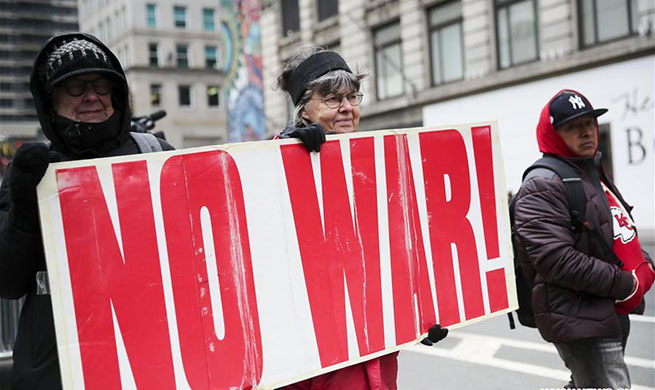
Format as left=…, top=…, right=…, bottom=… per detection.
left=261, top=0, right=655, bottom=237
left=77, top=0, right=227, bottom=148
left=0, top=0, right=78, bottom=139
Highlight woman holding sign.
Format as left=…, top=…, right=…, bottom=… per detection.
left=275, top=46, right=447, bottom=390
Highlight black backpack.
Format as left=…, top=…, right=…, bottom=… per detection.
left=507, top=156, right=624, bottom=329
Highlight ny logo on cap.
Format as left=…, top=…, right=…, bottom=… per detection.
left=568, top=94, right=586, bottom=110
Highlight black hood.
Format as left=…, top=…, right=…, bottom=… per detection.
left=29, top=32, right=132, bottom=155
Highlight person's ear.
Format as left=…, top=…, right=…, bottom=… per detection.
left=301, top=109, right=310, bottom=121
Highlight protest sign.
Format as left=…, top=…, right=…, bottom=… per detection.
left=37, top=122, right=517, bottom=389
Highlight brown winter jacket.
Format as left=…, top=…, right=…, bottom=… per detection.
left=513, top=89, right=650, bottom=343
left=514, top=156, right=639, bottom=343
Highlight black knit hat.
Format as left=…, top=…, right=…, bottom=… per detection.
left=44, top=38, right=124, bottom=89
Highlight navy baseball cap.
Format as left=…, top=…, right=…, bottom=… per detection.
left=549, top=91, right=608, bottom=128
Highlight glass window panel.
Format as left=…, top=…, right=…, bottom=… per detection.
left=430, top=30, right=442, bottom=85
left=596, top=0, right=630, bottom=41
left=630, top=0, right=638, bottom=33
left=440, top=24, right=464, bottom=82
left=317, top=0, right=339, bottom=21
left=497, top=8, right=510, bottom=68
left=174, top=6, right=186, bottom=29
left=509, top=0, right=537, bottom=64
left=203, top=9, right=215, bottom=31
left=382, top=44, right=403, bottom=98
left=582, top=0, right=596, bottom=45
left=376, top=51, right=387, bottom=98
left=205, top=46, right=217, bottom=68
left=429, top=1, right=462, bottom=25
left=150, top=84, right=161, bottom=106
left=148, top=43, right=158, bottom=67
left=282, top=0, right=300, bottom=36
left=207, top=86, right=219, bottom=107
left=146, top=4, right=156, bottom=27
left=374, top=23, right=401, bottom=46
left=176, top=44, right=188, bottom=68
left=179, top=85, right=191, bottom=106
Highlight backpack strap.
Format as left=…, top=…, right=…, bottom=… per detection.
left=130, top=132, right=163, bottom=153
left=524, top=157, right=587, bottom=221
left=523, top=156, right=623, bottom=268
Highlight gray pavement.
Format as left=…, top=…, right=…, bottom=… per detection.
left=398, top=289, right=655, bottom=390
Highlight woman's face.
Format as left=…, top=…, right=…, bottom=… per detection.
left=302, top=90, right=361, bottom=134
left=52, top=74, right=115, bottom=123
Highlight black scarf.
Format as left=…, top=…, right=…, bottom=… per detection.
left=52, top=110, right=123, bottom=157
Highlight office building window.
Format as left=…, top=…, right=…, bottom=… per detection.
left=207, top=86, right=220, bottom=107
left=203, top=8, right=215, bottom=31
left=428, top=1, right=465, bottom=85
left=580, top=0, right=638, bottom=47
left=179, top=85, right=191, bottom=106
left=146, top=4, right=156, bottom=27
left=176, top=44, right=188, bottom=68
left=317, top=0, right=338, bottom=21
left=174, top=6, right=187, bottom=29
left=205, top=46, right=217, bottom=69
left=150, top=84, right=162, bottom=107
left=148, top=43, right=158, bottom=67
left=496, top=0, right=539, bottom=68
left=374, top=22, right=404, bottom=100
left=281, top=0, right=300, bottom=36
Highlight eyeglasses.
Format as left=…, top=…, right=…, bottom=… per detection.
left=313, top=92, right=363, bottom=109
left=61, top=77, right=113, bottom=97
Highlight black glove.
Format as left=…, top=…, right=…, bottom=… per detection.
left=420, top=324, right=448, bottom=346
left=8, top=143, right=61, bottom=231
left=279, top=123, right=326, bottom=153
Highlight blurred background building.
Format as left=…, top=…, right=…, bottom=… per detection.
left=0, top=0, right=78, bottom=179
left=0, top=0, right=653, bottom=387
left=261, top=0, right=654, bottom=238
left=0, top=0, right=78, bottom=382
left=77, top=0, right=229, bottom=149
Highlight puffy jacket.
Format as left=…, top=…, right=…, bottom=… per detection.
left=0, top=33, right=173, bottom=390
left=514, top=156, right=637, bottom=343
left=513, top=89, right=649, bottom=343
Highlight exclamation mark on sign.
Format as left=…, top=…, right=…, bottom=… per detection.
left=471, top=126, right=509, bottom=313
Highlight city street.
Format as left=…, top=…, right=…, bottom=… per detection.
left=398, top=287, right=655, bottom=390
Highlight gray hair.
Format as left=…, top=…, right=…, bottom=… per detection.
left=277, top=45, right=367, bottom=127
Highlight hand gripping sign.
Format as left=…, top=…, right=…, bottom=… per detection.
left=37, top=123, right=517, bottom=390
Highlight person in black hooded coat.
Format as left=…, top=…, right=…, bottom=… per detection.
left=0, top=32, right=173, bottom=389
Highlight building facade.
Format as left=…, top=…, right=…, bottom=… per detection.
left=261, top=0, right=655, bottom=239
left=0, top=0, right=78, bottom=177
left=78, top=0, right=228, bottom=148
left=0, top=2, right=77, bottom=376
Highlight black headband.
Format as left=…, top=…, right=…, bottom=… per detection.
left=288, top=51, right=352, bottom=105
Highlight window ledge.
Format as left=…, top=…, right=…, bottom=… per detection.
left=279, top=32, right=301, bottom=49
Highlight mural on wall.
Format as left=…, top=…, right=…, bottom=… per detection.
left=0, top=138, right=31, bottom=181
left=220, top=0, right=266, bottom=142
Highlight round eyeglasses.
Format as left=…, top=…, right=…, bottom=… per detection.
left=313, top=92, right=363, bottom=109
left=61, top=77, right=113, bottom=97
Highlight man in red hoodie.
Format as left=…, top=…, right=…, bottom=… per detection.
left=513, top=89, right=654, bottom=389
